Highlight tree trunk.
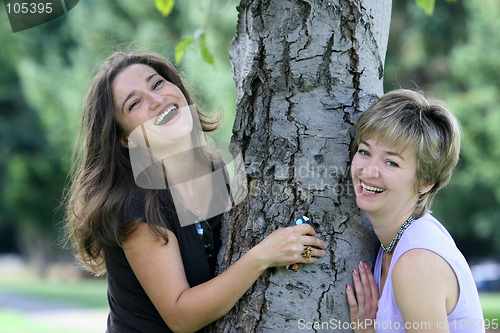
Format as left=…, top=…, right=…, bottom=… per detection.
left=213, top=0, right=391, bottom=331
left=16, top=227, right=53, bottom=278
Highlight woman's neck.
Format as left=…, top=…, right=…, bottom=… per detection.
left=152, top=134, right=196, bottom=159
left=161, top=149, right=199, bottom=185
left=370, top=208, right=415, bottom=250
left=162, top=149, right=213, bottom=221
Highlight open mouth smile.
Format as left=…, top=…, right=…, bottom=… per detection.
left=154, top=104, right=179, bottom=126
left=360, top=180, right=386, bottom=194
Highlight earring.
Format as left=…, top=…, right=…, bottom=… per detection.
left=417, top=189, right=422, bottom=194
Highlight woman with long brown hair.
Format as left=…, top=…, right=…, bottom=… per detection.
left=64, top=49, right=327, bottom=333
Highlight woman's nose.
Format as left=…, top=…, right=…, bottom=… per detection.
left=148, top=92, right=163, bottom=110
left=360, top=160, right=379, bottom=179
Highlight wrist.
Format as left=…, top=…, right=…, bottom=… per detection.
left=245, top=246, right=268, bottom=274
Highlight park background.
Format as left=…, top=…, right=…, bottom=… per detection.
left=0, top=0, right=499, bottom=332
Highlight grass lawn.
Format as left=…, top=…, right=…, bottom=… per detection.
left=0, top=309, right=105, bottom=333
left=0, top=272, right=108, bottom=308
left=480, top=292, right=500, bottom=324
left=0, top=271, right=108, bottom=333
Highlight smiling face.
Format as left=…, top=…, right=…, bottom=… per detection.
left=112, top=64, right=194, bottom=155
left=351, top=138, right=431, bottom=223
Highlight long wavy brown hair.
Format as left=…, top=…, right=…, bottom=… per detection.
left=64, top=49, right=220, bottom=275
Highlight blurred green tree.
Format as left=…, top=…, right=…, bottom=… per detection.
left=437, top=0, right=500, bottom=258
left=385, top=0, right=500, bottom=258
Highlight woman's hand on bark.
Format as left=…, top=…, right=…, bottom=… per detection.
left=346, top=261, right=379, bottom=333
left=251, top=224, right=327, bottom=269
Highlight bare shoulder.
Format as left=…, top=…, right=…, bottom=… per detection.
left=122, top=222, right=171, bottom=248
left=392, top=248, right=459, bottom=317
left=392, top=248, right=455, bottom=282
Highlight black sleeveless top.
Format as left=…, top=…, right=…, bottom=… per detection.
left=104, top=184, right=224, bottom=333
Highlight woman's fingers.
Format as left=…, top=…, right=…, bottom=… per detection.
left=259, top=225, right=327, bottom=267
left=301, top=246, right=325, bottom=262
left=352, top=268, right=365, bottom=310
left=285, top=225, right=327, bottom=261
left=346, top=284, right=359, bottom=318
left=290, top=223, right=317, bottom=237
left=297, top=231, right=327, bottom=263
left=347, top=262, right=379, bottom=325
left=359, top=261, right=378, bottom=316
left=365, top=263, right=380, bottom=302
left=300, top=235, right=328, bottom=250
left=358, top=261, right=372, bottom=302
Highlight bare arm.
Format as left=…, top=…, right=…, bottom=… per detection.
left=123, top=222, right=327, bottom=333
left=392, top=248, right=459, bottom=333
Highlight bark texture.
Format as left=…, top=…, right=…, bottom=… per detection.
left=213, top=0, right=391, bottom=332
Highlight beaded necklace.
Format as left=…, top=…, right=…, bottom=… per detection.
left=381, top=215, right=415, bottom=253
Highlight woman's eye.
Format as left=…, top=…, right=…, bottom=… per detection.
left=153, top=79, right=164, bottom=89
left=387, top=160, right=399, bottom=167
left=129, top=100, right=140, bottom=111
left=358, top=149, right=370, bottom=156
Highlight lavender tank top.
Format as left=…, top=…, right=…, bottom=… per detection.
left=374, top=213, right=484, bottom=332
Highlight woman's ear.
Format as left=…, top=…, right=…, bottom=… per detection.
left=118, top=135, right=137, bottom=148
left=418, top=181, right=435, bottom=195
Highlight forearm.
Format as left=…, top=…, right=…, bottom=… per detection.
left=163, top=247, right=267, bottom=332
left=127, top=223, right=325, bottom=333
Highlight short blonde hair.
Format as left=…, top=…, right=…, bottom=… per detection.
left=352, top=89, right=460, bottom=218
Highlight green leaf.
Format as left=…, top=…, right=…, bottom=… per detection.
left=200, top=36, right=215, bottom=65
left=175, top=36, right=194, bottom=66
left=155, top=0, right=175, bottom=17
left=416, top=0, right=435, bottom=15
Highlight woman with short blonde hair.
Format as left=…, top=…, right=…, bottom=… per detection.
left=347, top=89, right=483, bottom=332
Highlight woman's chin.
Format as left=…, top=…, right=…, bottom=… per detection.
left=355, top=198, right=379, bottom=215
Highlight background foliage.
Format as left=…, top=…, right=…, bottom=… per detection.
left=0, top=0, right=499, bottom=273
left=386, top=0, right=500, bottom=259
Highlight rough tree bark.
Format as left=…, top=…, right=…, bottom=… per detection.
left=213, top=0, right=391, bottom=332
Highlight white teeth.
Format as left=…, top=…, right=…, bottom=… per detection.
left=154, top=105, right=177, bottom=126
left=361, top=181, right=385, bottom=194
